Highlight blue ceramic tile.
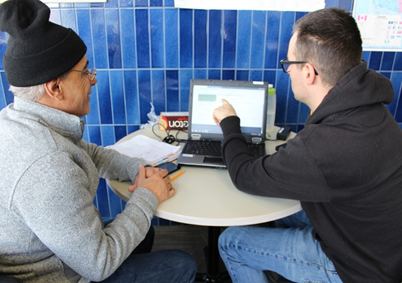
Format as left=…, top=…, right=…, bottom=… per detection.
left=150, top=0, right=162, bottom=7
left=75, top=3, right=90, bottom=8
left=393, top=52, right=402, bottom=71
left=180, top=9, right=193, bottom=68
left=108, top=187, right=124, bottom=218
left=136, top=9, right=150, bottom=68
left=278, top=12, right=295, bottom=69
left=49, top=9, right=61, bottom=24
left=96, top=179, right=110, bottom=217
left=222, top=70, right=235, bottom=80
left=369, top=52, right=382, bottom=70
left=193, top=69, right=207, bottom=80
left=135, top=0, right=148, bottom=7
left=236, top=70, right=249, bottom=81
left=105, top=0, right=118, bottom=7
left=265, top=11, right=280, bottom=69
left=0, top=78, right=5, bottom=109
left=325, top=0, right=338, bottom=8
left=152, top=70, right=166, bottom=115
left=362, top=51, right=370, bottom=63
left=85, top=85, right=100, bottom=125
left=286, top=89, right=301, bottom=123
left=106, top=9, right=122, bottom=69
left=88, top=125, right=102, bottom=145
left=250, top=11, right=266, bottom=69
left=236, top=11, right=252, bottom=69
left=381, top=52, right=395, bottom=71
left=90, top=3, right=105, bottom=8
left=138, top=70, right=152, bottom=123
left=124, top=70, right=140, bottom=124
left=120, top=0, right=133, bottom=7
left=263, top=70, right=276, bottom=87
left=396, top=85, right=402, bottom=122
left=223, top=10, right=237, bottom=68
left=194, top=10, right=207, bottom=68
left=0, top=32, right=7, bottom=70
left=1, top=73, right=12, bottom=105
left=390, top=72, right=402, bottom=117
left=339, top=0, right=353, bottom=10
left=179, top=70, right=192, bottom=111
left=166, top=70, right=179, bottom=112
left=299, top=103, right=310, bottom=124
left=165, top=9, right=179, bottom=68
left=295, top=12, right=307, bottom=22
left=97, top=71, right=113, bottom=124
left=250, top=70, right=263, bottom=81
left=127, top=125, right=141, bottom=134
left=110, top=70, right=126, bottom=124
left=101, top=125, right=115, bottom=147
left=91, top=9, right=108, bottom=68
left=60, top=9, right=76, bottom=29
left=275, top=70, right=291, bottom=124
left=150, top=9, right=164, bottom=68
left=82, top=126, right=90, bottom=143
left=208, top=10, right=222, bottom=68
left=114, top=126, right=127, bottom=142
left=208, top=70, right=221, bottom=80
left=120, top=9, right=137, bottom=68
left=77, top=10, right=94, bottom=68
left=164, top=0, right=175, bottom=7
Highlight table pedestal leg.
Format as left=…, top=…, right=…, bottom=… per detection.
left=195, top=227, right=230, bottom=282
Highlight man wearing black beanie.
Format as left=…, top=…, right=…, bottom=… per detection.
left=0, top=0, right=197, bottom=282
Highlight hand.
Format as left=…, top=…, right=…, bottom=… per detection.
left=129, top=164, right=175, bottom=204
left=213, top=99, right=237, bottom=126
left=132, top=166, right=162, bottom=189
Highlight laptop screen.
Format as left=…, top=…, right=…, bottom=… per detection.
left=188, top=79, right=268, bottom=141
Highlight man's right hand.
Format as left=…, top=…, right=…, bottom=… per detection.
left=213, top=99, right=237, bottom=126
left=129, top=164, right=175, bottom=204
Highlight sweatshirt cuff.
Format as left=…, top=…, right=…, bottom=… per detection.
left=220, top=116, right=242, bottom=137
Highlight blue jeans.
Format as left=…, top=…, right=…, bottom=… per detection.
left=218, top=211, right=343, bottom=283
left=100, top=226, right=197, bottom=282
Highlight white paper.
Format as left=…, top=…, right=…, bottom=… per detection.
left=174, top=0, right=325, bottom=12
left=108, top=135, right=181, bottom=166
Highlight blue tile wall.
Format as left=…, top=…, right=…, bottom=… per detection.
left=1, top=0, right=402, bottom=224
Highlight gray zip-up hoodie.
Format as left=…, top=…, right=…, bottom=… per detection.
left=0, top=97, right=158, bottom=282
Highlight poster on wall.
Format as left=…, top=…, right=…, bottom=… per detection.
left=174, top=0, right=325, bottom=12
left=353, top=0, right=402, bottom=51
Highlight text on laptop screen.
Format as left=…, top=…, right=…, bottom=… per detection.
left=190, top=84, right=266, bottom=136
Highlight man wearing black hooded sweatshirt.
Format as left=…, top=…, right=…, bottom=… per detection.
left=213, top=8, right=402, bottom=283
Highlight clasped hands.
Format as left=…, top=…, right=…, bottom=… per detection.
left=129, top=164, right=174, bottom=204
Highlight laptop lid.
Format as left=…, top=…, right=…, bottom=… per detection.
left=177, top=79, right=268, bottom=168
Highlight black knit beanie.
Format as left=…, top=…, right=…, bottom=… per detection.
left=0, top=0, right=87, bottom=87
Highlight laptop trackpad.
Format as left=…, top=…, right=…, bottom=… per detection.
left=204, top=156, right=224, bottom=165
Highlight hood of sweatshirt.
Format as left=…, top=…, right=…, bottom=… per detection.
left=306, top=60, right=394, bottom=125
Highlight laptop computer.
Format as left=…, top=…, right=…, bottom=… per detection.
left=177, top=79, right=269, bottom=168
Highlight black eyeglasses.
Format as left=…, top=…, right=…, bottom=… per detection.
left=280, top=58, right=319, bottom=75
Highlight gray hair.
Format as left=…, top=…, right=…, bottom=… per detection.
left=9, top=84, right=45, bottom=102
left=9, top=73, right=69, bottom=101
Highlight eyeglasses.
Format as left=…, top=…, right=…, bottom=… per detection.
left=280, top=58, right=319, bottom=75
left=70, top=67, right=97, bottom=81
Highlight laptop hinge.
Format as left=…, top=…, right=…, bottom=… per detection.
left=251, top=137, right=262, bottom=144
left=191, top=134, right=201, bottom=140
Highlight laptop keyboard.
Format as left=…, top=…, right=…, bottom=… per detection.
left=183, top=140, right=222, bottom=156
left=183, top=140, right=265, bottom=157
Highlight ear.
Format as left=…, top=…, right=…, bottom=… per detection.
left=304, top=63, right=318, bottom=85
left=44, top=79, right=63, bottom=101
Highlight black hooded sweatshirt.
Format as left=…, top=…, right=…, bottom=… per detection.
left=220, top=61, right=402, bottom=282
